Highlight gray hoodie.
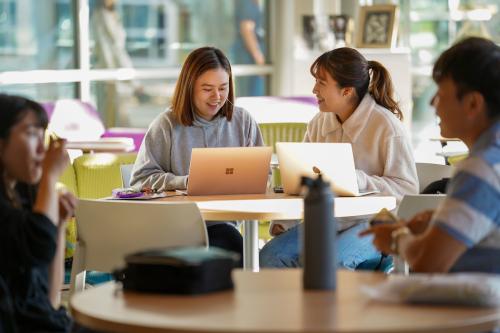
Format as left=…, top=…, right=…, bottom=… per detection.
left=130, top=106, right=264, bottom=191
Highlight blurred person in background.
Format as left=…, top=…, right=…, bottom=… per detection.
left=231, top=0, right=266, bottom=96
left=92, top=0, right=149, bottom=127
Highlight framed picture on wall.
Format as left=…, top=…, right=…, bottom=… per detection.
left=328, top=15, right=352, bottom=47
left=302, top=15, right=318, bottom=50
left=356, top=5, right=399, bottom=48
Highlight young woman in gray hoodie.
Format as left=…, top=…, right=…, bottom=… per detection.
left=130, top=47, right=264, bottom=265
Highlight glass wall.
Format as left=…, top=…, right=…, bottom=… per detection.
left=0, top=82, right=77, bottom=101
left=408, top=0, right=500, bottom=126
left=0, top=0, right=74, bottom=71
left=0, top=0, right=271, bottom=127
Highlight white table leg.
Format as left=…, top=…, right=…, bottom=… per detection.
left=243, top=220, right=259, bottom=271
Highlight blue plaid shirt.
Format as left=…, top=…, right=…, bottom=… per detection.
left=432, top=120, right=500, bottom=272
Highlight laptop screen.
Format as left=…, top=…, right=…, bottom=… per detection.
left=187, top=146, right=272, bottom=196
left=276, top=142, right=360, bottom=196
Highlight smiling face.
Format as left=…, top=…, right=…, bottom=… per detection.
left=192, top=68, right=230, bottom=121
left=0, top=111, right=46, bottom=185
left=312, top=67, right=354, bottom=117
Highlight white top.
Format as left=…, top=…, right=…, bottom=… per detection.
left=305, top=93, right=418, bottom=204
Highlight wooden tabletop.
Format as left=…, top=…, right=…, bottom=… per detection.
left=158, top=192, right=396, bottom=220
left=71, top=269, right=500, bottom=333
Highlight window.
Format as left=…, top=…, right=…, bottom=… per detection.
left=0, top=0, right=74, bottom=71
left=0, top=0, right=273, bottom=127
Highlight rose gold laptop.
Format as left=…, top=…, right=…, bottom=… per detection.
left=185, top=147, right=272, bottom=196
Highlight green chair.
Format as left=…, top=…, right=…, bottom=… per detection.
left=61, top=152, right=137, bottom=286
left=447, top=153, right=468, bottom=166
left=57, top=165, right=79, bottom=259
left=259, top=122, right=308, bottom=153
left=73, top=152, right=137, bottom=199
left=61, top=152, right=136, bottom=259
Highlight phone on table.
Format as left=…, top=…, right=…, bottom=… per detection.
left=273, top=186, right=284, bottom=193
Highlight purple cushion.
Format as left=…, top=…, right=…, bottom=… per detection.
left=276, top=96, right=318, bottom=105
left=101, top=128, right=146, bottom=152
left=42, top=99, right=146, bottom=151
left=42, top=100, right=102, bottom=122
left=42, top=100, right=105, bottom=141
left=41, top=102, right=56, bottom=119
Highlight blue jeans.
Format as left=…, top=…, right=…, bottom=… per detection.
left=259, top=222, right=380, bottom=269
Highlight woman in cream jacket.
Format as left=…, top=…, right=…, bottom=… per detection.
left=260, top=47, right=418, bottom=269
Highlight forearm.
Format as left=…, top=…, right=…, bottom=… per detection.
left=397, top=234, right=430, bottom=271
left=356, top=136, right=418, bottom=202
left=397, top=227, right=465, bottom=273
left=240, top=22, right=264, bottom=64
left=356, top=170, right=418, bottom=202
left=33, top=174, right=59, bottom=226
left=132, top=170, right=188, bottom=191
left=405, top=214, right=433, bottom=235
left=48, top=224, right=66, bottom=308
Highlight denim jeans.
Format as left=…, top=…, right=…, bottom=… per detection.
left=259, top=222, right=380, bottom=269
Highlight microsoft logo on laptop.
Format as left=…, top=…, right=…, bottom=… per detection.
left=225, top=168, right=234, bottom=175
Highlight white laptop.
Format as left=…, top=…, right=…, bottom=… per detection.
left=276, top=142, right=377, bottom=197
left=185, top=146, right=272, bottom=196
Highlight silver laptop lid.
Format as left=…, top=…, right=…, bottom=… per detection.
left=276, top=142, right=360, bottom=196
left=187, top=146, right=272, bottom=196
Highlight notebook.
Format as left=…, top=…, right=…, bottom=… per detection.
left=276, top=142, right=378, bottom=197
left=184, top=146, right=272, bottom=196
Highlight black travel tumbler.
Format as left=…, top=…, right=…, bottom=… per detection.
left=301, top=174, right=337, bottom=290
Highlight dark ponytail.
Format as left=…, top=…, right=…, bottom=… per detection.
left=368, top=60, right=402, bottom=120
left=310, top=48, right=402, bottom=121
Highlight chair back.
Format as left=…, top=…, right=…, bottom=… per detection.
left=396, top=194, right=446, bottom=220
left=120, top=164, right=134, bottom=188
left=73, top=153, right=137, bottom=199
left=258, top=123, right=308, bottom=188
left=71, top=200, right=208, bottom=293
left=258, top=123, right=307, bottom=152
left=394, top=194, right=447, bottom=274
left=416, top=162, right=454, bottom=193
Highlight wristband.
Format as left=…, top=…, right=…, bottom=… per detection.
left=390, top=226, right=411, bottom=255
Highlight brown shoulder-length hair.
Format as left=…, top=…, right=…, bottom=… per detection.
left=171, top=47, right=234, bottom=126
left=310, top=47, right=403, bottom=120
